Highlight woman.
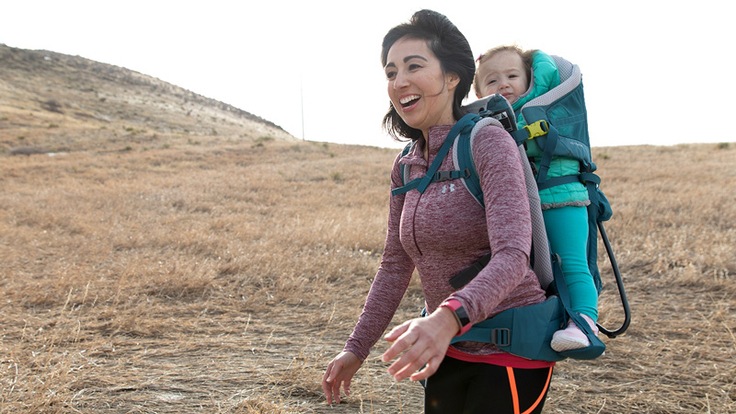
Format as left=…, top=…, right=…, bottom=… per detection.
left=322, top=10, right=554, bottom=413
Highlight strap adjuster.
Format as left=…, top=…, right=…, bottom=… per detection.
left=490, top=328, right=511, bottom=347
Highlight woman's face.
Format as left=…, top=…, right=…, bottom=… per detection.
left=384, top=37, right=458, bottom=138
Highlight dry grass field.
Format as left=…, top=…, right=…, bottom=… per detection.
left=1, top=138, right=734, bottom=414
left=1, top=43, right=735, bottom=413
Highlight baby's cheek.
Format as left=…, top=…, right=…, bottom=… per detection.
left=484, top=86, right=497, bottom=96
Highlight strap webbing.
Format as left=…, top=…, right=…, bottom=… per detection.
left=449, top=253, right=491, bottom=289
left=391, top=113, right=479, bottom=196
left=416, top=113, right=479, bottom=194
left=536, top=127, right=558, bottom=185
left=536, top=171, right=601, bottom=191
left=455, top=127, right=482, bottom=206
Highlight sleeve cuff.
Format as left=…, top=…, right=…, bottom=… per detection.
left=439, top=299, right=473, bottom=336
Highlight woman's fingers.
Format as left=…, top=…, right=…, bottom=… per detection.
left=388, top=343, right=433, bottom=381
left=322, top=352, right=360, bottom=404
left=382, top=324, right=437, bottom=381
left=381, top=312, right=456, bottom=382
left=381, top=321, right=412, bottom=362
left=409, top=353, right=443, bottom=382
left=322, top=361, right=340, bottom=404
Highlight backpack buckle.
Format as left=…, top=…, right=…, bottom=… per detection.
left=523, top=120, right=549, bottom=139
left=490, top=328, right=511, bottom=347
left=434, top=170, right=454, bottom=182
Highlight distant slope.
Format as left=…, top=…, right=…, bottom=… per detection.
left=0, top=43, right=295, bottom=153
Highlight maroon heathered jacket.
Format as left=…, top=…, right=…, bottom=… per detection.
left=344, top=123, right=547, bottom=361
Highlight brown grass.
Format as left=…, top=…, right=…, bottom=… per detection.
left=1, top=139, right=734, bottom=413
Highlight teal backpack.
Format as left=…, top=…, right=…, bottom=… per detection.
left=393, top=55, right=630, bottom=362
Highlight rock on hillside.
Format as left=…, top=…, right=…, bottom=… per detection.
left=0, top=43, right=295, bottom=154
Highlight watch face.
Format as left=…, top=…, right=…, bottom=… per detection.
left=456, top=306, right=471, bottom=327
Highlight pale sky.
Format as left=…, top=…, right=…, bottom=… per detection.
left=2, top=0, right=735, bottom=149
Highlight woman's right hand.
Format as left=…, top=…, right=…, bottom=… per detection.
left=322, top=351, right=362, bottom=405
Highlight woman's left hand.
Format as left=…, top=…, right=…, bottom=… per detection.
left=381, top=306, right=459, bottom=382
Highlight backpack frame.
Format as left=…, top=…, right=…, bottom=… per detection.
left=392, top=57, right=630, bottom=360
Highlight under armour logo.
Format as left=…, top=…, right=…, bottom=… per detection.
left=441, top=184, right=456, bottom=194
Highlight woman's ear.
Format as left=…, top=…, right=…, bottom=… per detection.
left=446, top=72, right=460, bottom=91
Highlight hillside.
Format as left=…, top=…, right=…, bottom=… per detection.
left=0, top=43, right=295, bottom=154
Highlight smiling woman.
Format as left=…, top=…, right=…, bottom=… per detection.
left=383, top=37, right=459, bottom=142
left=321, top=9, right=555, bottom=414
left=379, top=13, right=475, bottom=144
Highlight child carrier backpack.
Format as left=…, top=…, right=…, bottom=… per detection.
left=392, top=56, right=630, bottom=362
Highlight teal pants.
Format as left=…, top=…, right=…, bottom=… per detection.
left=543, top=206, right=598, bottom=321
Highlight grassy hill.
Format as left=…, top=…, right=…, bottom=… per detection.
left=0, top=43, right=294, bottom=155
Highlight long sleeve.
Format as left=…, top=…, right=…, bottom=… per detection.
left=343, top=152, right=416, bottom=361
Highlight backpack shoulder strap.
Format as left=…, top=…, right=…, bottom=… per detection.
left=398, top=141, right=414, bottom=189
left=392, top=113, right=480, bottom=197
left=452, top=117, right=499, bottom=208
left=454, top=118, right=554, bottom=290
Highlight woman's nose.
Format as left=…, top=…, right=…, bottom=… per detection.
left=393, top=71, right=410, bottom=88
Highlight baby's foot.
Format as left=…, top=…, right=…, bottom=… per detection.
left=551, top=314, right=598, bottom=352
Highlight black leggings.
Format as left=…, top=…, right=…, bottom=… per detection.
left=424, top=357, right=553, bottom=414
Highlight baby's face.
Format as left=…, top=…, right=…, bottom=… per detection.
left=475, top=50, right=529, bottom=103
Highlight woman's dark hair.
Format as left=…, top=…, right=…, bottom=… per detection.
left=381, top=9, right=475, bottom=141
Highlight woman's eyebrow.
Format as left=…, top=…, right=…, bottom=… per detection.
left=385, top=54, right=429, bottom=70
left=403, top=54, right=428, bottom=63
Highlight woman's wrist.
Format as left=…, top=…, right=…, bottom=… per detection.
left=436, top=306, right=461, bottom=336
left=438, top=299, right=472, bottom=336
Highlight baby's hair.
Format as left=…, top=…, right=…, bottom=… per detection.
left=473, top=45, right=536, bottom=98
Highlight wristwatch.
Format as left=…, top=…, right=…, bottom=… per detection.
left=454, top=305, right=471, bottom=328
left=439, top=299, right=471, bottom=334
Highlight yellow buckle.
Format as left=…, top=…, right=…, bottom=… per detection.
left=523, top=120, right=549, bottom=139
